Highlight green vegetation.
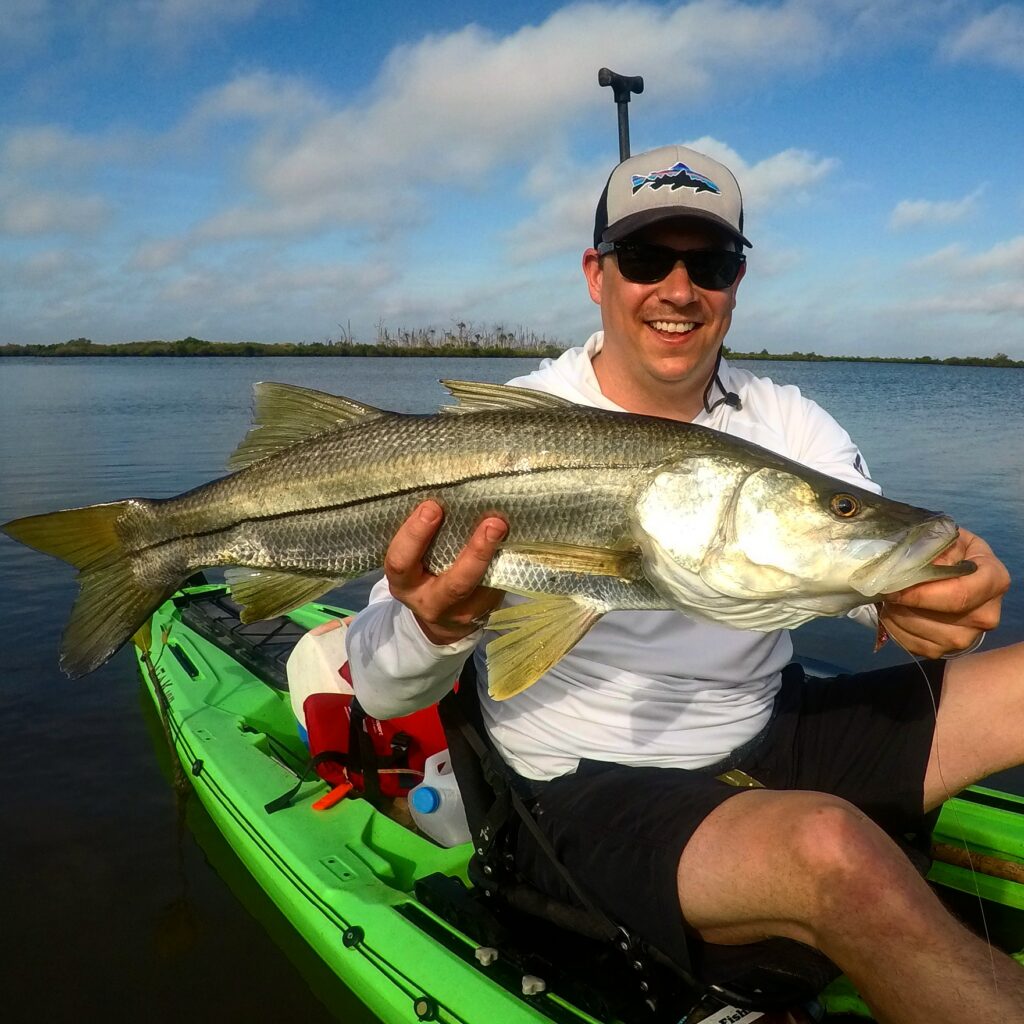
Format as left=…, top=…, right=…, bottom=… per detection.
left=723, top=347, right=1023, bottom=369
left=1, top=334, right=1020, bottom=368
left=0, top=322, right=564, bottom=359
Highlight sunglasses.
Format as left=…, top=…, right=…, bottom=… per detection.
left=597, top=241, right=745, bottom=290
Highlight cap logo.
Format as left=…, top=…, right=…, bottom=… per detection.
left=630, top=161, right=721, bottom=196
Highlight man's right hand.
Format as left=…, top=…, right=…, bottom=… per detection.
left=383, top=500, right=507, bottom=645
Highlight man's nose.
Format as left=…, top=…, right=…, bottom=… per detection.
left=656, top=259, right=698, bottom=305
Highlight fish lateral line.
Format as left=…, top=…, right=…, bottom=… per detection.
left=125, top=460, right=651, bottom=555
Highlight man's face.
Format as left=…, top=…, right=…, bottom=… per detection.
left=583, top=220, right=745, bottom=418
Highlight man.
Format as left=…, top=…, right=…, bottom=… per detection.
left=348, top=145, right=1019, bottom=1021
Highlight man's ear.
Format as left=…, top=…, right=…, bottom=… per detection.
left=582, top=248, right=603, bottom=306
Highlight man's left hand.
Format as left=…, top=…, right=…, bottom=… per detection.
left=879, top=527, right=1010, bottom=659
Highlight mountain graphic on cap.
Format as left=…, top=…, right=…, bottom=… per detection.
left=630, top=162, right=721, bottom=196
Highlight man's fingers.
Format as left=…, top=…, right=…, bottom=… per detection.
left=384, top=501, right=443, bottom=584
left=438, top=516, right=508, bottom=602
left=884, top=565, right=1007, bottom=623
left=880, top=606, right=982, bottom=660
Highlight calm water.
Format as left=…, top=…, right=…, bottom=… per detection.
left=1, top=356, right=1022, bottom=1021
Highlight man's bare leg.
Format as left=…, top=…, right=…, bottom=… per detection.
left=922, top=643, right=1024, bottom=806
left=676, top=789, right=1024, bottom=1023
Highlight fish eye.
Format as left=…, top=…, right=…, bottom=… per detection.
left=830, top=493, right=860, bottom=518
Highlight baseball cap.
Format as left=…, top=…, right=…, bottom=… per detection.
left=593, top=144, right=751, bottom=249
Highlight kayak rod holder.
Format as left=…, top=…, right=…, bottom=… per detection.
left=598, top=67, right=644, bottom=162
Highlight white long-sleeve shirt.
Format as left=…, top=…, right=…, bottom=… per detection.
left=348, top=333, right=880, bottom=781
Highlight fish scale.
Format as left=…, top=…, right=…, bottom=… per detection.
left=1, top=380, right=974, bottom=691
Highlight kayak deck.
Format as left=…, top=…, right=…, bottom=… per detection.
left=137, top=583, right=1024, bottom=1022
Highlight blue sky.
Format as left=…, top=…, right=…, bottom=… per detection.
left=2, top=0, right=1022, bottom=357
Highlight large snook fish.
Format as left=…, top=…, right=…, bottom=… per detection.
left=2, top=380, right=973, bottom=697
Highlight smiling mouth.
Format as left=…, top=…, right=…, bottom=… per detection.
left=648, top=320, right=697, bottom=335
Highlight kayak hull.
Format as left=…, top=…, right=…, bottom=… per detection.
left=138, top=583, right=1024, bottom=1022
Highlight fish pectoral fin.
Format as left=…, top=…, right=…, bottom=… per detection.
left=502, top=542, right=644, bottom=581
left=484, top=595, right=604, bottom=700
left=228, top=382, right=386, bottom=469
left=440, top=380, right=575, bottom=414
left=225, top=568, right=340, bottom=622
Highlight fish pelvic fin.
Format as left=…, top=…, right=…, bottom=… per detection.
left=224, top=568, right=341, bottom=622
left=440, top=380, right=575, bottom=414
left=484, top=594, right=604, bottom=700
left=228, top=382, right=386, bottom=470
left=2, top=502, right=170, bottom=678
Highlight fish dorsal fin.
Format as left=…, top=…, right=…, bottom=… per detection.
left=440, top=380, right=575, bottom=415
left=228, top=382, right=384, bottom=469
left=484, top=594, right=604, bottom=700
left=224, top=568, right=340, bottom=622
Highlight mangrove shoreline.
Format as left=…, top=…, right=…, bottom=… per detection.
left=1, top=336, right=1021, bottom=368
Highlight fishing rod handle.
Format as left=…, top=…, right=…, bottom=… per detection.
left=598, top=68, right=644, bottom=161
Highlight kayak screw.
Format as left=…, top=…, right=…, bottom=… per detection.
left=474, top=946, right=499, bottom=967
left=413, top=995, right=438, bottom=1021
left=618, top=939, right=630, bottom=952
left=475, top=847, right=486, bottom=857
left=482, top=864, right=494, bottom=876
left=191, top=759, right=204, bottom=776
left=522, top=975, right=547, bottom=996
left=342, top=925, right=364, bottom=948
left=631, top=958, right=644, bottom=972
left=639, top=981, right=650, bottom=994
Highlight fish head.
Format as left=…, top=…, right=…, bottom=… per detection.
left=635, top=455, right=973, bottom=626
left=721, top=466, right=970, bottom=598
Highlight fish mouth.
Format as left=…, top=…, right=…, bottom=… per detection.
left=848, top=516, right=969, bottom=597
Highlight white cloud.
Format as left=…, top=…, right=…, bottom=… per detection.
left=2, top=125, right=126, bottom=171
left=943, top=4, right=1024, bottom=73
left=682, top=136, right=838, bottom=211
left=889, top=186, right=985, bottom=230
left=130, top=237, right=189, bottom=271
left=185, top=71, right=329, bottom=129
left=896, top=235, right=1024, bottom=324
left=913, top=235, right=1024, bottom=276
left=186, top=0, right=835, bottom=243
left=900, top=283, right=1024, bottom=316
left=104, top=0, right=271, bottom=50
left=960, top=234, right=1024, bottom=275
left=0, top=184, right=111, bottom=236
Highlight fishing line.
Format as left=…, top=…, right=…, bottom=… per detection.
left=888, top=630, right=999, bottom=992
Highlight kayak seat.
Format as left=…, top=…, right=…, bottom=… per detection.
left=175, top=586, right=307, bottom=691
left=431, top=660, right=843, bottom=1022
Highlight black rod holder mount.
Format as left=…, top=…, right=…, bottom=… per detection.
left=598, top=68, right=644, bottom=161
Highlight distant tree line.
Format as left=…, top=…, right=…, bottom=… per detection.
left=0, top=322, right=564, bottom=359
left=723, top=346, right=1023, bottom=369
left=1, top=335, right=1020, bottom=368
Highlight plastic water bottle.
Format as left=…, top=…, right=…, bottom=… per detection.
left=409, top=750, right=472, bottom=847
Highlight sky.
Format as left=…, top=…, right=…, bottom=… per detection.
left=1, top=0, right=1022, bottom=358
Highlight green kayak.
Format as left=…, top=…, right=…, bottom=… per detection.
left=136, top=582, right=1024, bottom=1023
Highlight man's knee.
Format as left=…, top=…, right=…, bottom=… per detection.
left=681, top=791, right=926, bottom=947
left=787, top=797, right=891, bottom=892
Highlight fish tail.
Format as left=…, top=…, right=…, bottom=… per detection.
left=3, top=501, right=169, bottom=677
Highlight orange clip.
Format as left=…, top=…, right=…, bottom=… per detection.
left=312, top=781, right=353, bottom=811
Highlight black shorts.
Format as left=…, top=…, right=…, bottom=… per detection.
left=514, top=659, right=946, bottom=968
